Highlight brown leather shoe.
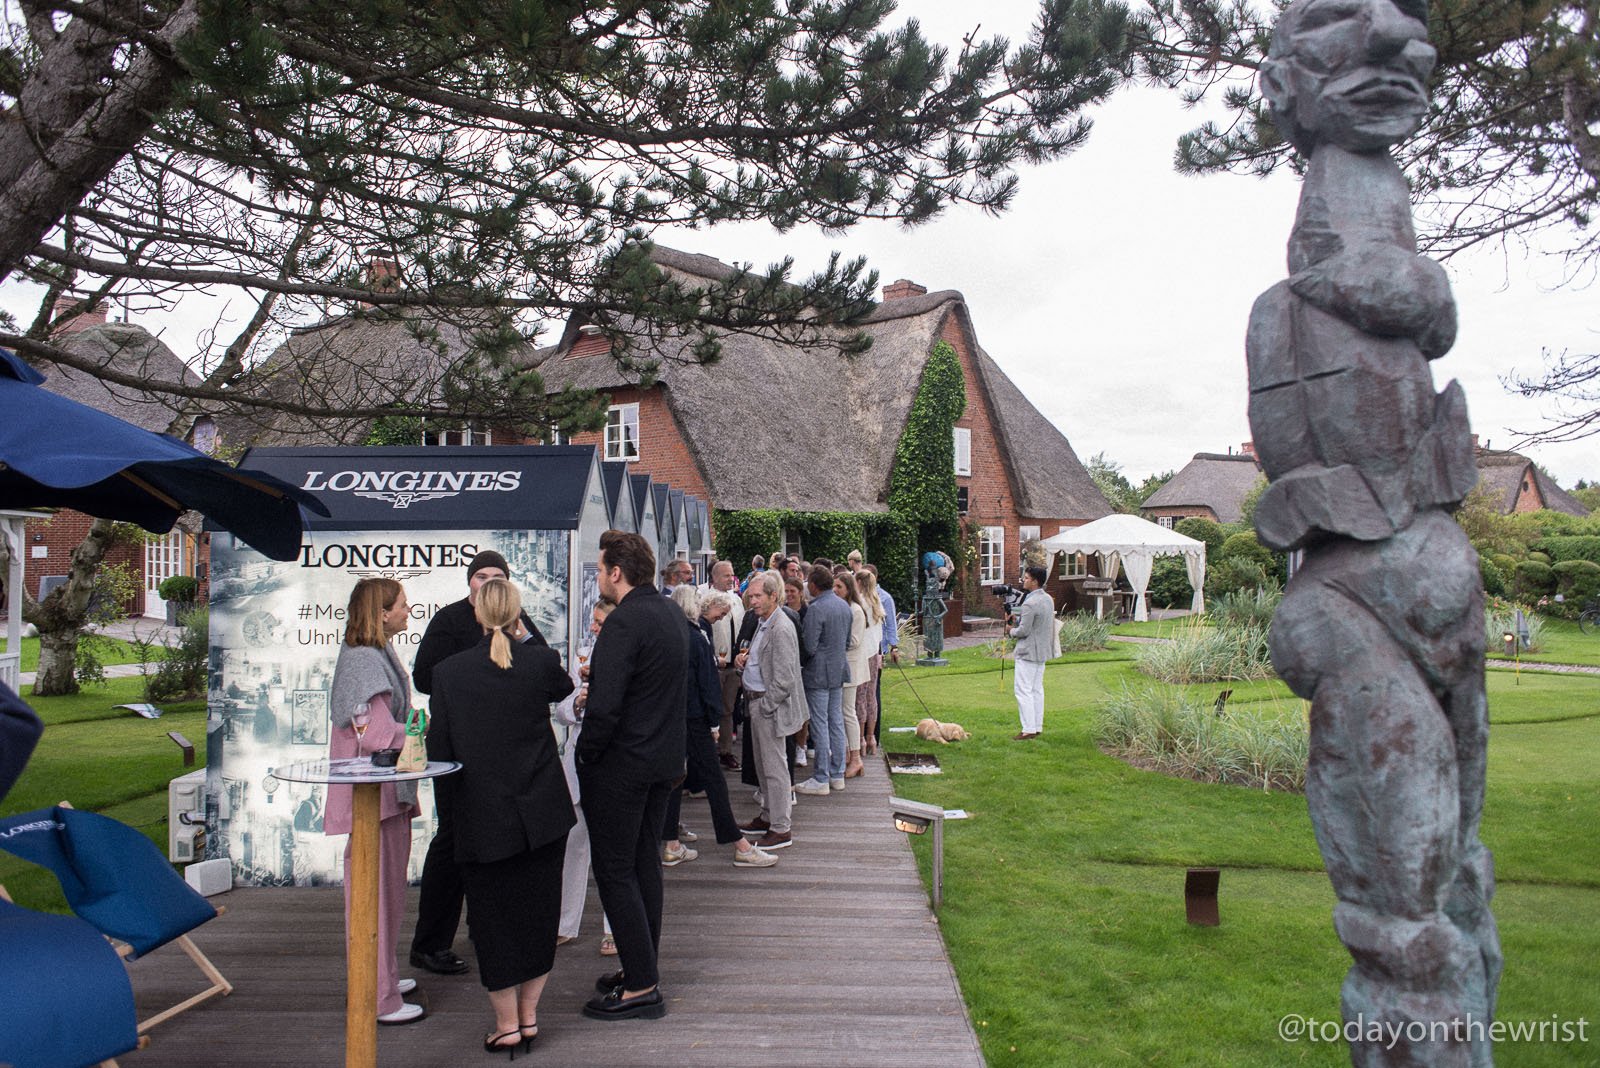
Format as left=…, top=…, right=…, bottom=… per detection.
left=718, top=753, right=741, bottom=771
left=1012, top=732, right=1039, bottom=740
left=754, top=830, right=792, bottom=850
left=738, top=815, right=771, bottom=835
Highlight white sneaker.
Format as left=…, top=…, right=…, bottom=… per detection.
left=752, top=789, right=763, bottom=806
left=662, top=843, right=699, bottom=866
left=397, top=978, right=416, bottom=995
left=795, top=749, right=808, bottom=766
left=794, top=779, right=831, bottom=796
left=734, top=846, right=778, bottom=868
left=378, top=1002, right=425, bottom=1025
left=830, top=779, right=846, bottom=792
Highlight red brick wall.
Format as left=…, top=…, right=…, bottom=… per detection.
left=20, top=511, right=148, bottom=616
left=1511, top=467, right=1545, bottom=513
left=562, top=385, right=714, bottom=541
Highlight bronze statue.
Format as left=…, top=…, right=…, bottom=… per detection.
left=1248, top=1, right=1500, bottom=1063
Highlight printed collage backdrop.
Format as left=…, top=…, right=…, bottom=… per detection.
left=206, top=527, right=570, bottom=886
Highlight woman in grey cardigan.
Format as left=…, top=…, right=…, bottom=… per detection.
left=326, top=577, right=424, bottom=1025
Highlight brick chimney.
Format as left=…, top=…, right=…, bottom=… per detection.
left=1240, top=441, right=1255, bottom=458
left=365, top=249, right=401, bottom=293
left=882, top=279, right=927, bottom=301
left=51, top=295, right=108, bottom=336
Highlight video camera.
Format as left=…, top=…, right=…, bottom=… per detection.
left=990, top=583, right=1028, bottom=616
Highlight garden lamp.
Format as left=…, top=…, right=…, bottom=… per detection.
left=889, top=796, right=946, bottom=909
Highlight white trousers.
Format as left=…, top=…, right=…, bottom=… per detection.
left=1013, top=659, right=1046, bottom=735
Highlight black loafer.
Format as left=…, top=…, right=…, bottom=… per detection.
left=409, top=948, right=469, bottom=975
left=595, top=970, right=626, bottom=995
left=582, top=986, right=666, bottom=1021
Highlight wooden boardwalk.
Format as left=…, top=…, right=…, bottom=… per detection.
left=123, top=758, right=984, bottom=1067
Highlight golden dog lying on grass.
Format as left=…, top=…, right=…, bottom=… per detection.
left=915, top=718, right=971, bottom=743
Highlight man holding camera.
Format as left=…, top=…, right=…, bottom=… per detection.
left=1007, top=565, right=1055, bottom=740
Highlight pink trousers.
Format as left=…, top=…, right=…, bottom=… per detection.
left=343, top=811, right=413, bottom=1015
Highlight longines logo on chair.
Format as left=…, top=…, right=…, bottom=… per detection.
left=299, top=468, right=522, bottom=508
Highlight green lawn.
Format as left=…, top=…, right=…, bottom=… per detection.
left=0, top=676, right=205, bottom=910
left=0, top=633, right=142, bottom=673
left=882, top=650, right=1600, bottom=1066
left=1505, top=617, right=1600, bottom=668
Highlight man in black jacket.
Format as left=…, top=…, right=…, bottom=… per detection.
left=578, top=530, right=686, bottom=1021
left=408, top=549, right=547, bottom=976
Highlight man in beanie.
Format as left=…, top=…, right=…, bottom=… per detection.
left=408, top=548, right=548, bottom=975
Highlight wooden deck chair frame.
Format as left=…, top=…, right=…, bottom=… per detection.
left=53, top=802, right=235, bottom=1034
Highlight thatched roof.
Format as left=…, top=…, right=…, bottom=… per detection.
left=1142, top=452, right=1263, bottom=524
left=536, top=247, right=1109, bottom=519
left=1476, top=449, right=1589, bottom=516
left=239, top=309, right=531, bottom=448
left=41, top=323, right=200, bottom=435
left=968, top=345, right=1112, bottom=521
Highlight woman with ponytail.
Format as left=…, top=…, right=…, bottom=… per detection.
left=426, top=578, right=576, bottom=1055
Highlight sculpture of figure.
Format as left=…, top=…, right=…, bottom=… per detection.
left=918, top=551, right=951, bottom=665
left=1248, top=2, right=1499, bottom=1064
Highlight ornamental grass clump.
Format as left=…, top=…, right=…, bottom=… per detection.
left=1134, top=620, right=1274, bottom=683
left=1484, top=602, right=1545, bottom=653
left=1207, top=583, right=1282, bottom=630
left=1095, top=684, right=1308, bottom=792
left=1055, top=612, right=1111, bottom=652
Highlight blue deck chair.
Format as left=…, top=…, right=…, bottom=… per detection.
left=0, top=894, right=139, bottom=1067
left=0, top=805, right=233, bottom=1034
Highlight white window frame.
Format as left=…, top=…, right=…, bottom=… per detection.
left=953, top=427, right=972, bottom=476
left=428, top=425, right=492, bottom=446
left=1061, top=552, right=1088, bottom=579
left=1019, top=524, right=1040, bottom=545
left=605, top=403, right=640, bottom=461
left=979, top=525, right=1004, bottom=585
left=781, top=529, right=803, bottom=560
left=1157, top=515, right=1175, bottom=529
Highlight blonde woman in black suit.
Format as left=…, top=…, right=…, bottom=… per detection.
left=427, top=579, right=575, bottom=1057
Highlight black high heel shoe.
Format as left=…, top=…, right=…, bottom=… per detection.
left=519, top=1022, right=539, bottom=1051
left=484, top=1027, right=523, bottom=1060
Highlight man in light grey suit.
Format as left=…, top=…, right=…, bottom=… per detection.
left=1008, top=565, right=1056, bottom=740
left=797, top=564, right=852, bottom=793
left=735, top=571, right=807, bottom=850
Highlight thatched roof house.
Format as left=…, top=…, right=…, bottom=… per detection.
left=1142, top=450, right=1263, bottom=526
left=1475, top=447, right=1589, bottom=516
left=533, top=247, right=1111, bottom=538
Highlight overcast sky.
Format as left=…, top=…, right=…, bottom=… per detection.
left=4, top=1, right=1596, bottom=486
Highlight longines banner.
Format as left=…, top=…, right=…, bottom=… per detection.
left=204, top=447, right=611, bottom=888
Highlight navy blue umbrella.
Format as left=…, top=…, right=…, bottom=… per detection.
left=0, top=348, right=327, bottom=561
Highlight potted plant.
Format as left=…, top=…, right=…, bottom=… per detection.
left=157, top=574, right=199, bottom=625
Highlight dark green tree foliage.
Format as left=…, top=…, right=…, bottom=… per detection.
left=1, top=0, right=1140, bottom=428
left=887, top=340, right=966, bottom=561
left=1479, top=555, right=1508, bottom=597
left=1136, top=1, right=1600, bottom=265
left=1087, top=452, right=1139, bottom=513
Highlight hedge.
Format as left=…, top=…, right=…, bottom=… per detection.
left=1534, top=536, right=1600, bottom=566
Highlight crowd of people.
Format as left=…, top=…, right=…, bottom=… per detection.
left=324, top=536, right=903, bottom=1048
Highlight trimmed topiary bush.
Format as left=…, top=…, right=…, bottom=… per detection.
left=1491, top=553, right=1519, bottom=578
left=1535, top=536, right=1600, bottom=565
left=1174, top=517, right=1227, bottom=560
left=1528, top=551, right=1552, bottom=566
left=1552, top=559, right=1600, bottom=613
left=1513, top=559, right=1555, bottom=601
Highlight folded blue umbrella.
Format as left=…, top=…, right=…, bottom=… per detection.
left=0, top=347, right=327, bottom=560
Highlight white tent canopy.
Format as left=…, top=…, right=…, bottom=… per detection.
left=1039, top=513, right=1207, bottom=621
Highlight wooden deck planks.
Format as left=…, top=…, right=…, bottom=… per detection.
left=121, top=756, right=984, bottom=1067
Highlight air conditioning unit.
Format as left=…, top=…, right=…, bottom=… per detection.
left=168, top=768, right=206, bottom=862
